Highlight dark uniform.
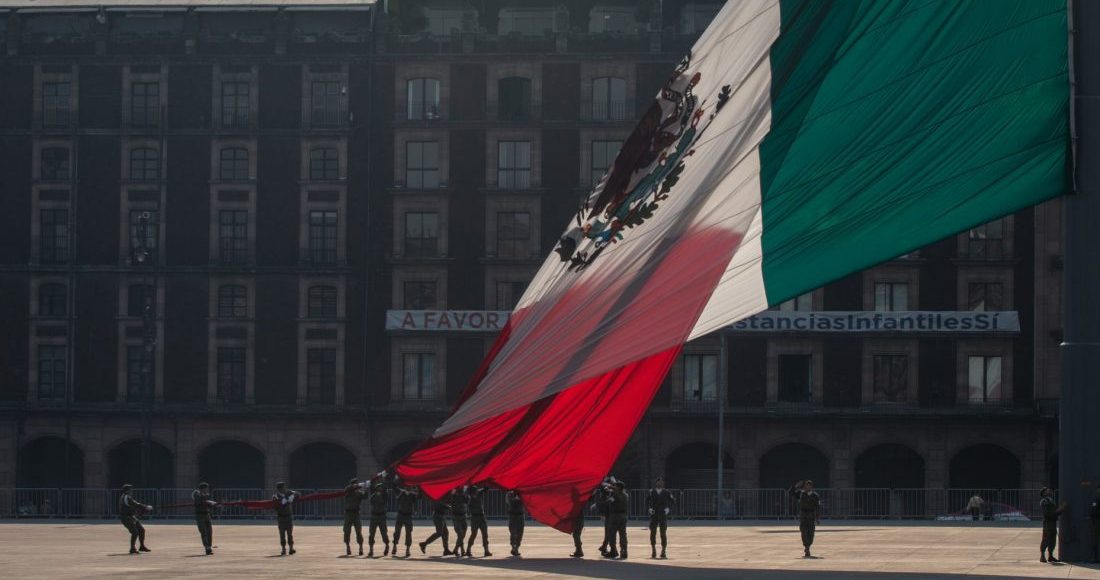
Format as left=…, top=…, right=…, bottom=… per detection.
left=507, top=491, right=525, bottom=556
left=466, top=486, right=492, bottom=557
left=392, top=487, right=418, bottom=557
left=119, top=486, right=151, bottom=554
left=1040, top=493, right=1065, bottom=562
left=571, top=508, right=585, bottom=558
left=591, top=485, right=611, bottom=556
left=605, top=484, right=629, bottom=559
left=451, top=489, right=469, bottom=557
left=273, top=485, right=298, bottom=555
left=419, top=498, right=452, bottom=555
left=343, top=480, right=367, bottom=556
left=367, top=485, right=390, bottom=557
left=647, top=486, right=676, bottom=558
left=788, top=484, right=821, bottom=557
left=193, top=484, right=216, bottom=555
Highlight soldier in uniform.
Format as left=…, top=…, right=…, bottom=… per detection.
left=788, top=480, right=821, bottom=558
left=392, top=485, right=419, bottom=558
left=647, top=477, right=676, bottom=559
left=343, top=478, right=368, bottom=556
left=466, top=485, right=492, bottom=557
left=419, top=496, right=452, bottom=556
left=592, top=480, right=612, bottom=557
left=193, top=482, right=217, bottom=555
left=367, top=480, right=390, bottom=557
left=1039, top=487, right=1066, bottom=563
left=506, top=490, right=525, bottom=556
left=450, top=487, right=469, bottom=557
left=571, top=487, right=586, bottom=558
left=119, top=484, right=152, bottom=554
left=1089, top=489, right=1100, bottom=563
left=604, top=480, right=629, bottom=559
left=273, top=482, right=299, bottom=555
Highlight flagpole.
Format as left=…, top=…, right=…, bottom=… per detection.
left=1059, top=0, right=1099, bottom=562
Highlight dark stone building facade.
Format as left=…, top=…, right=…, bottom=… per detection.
left=0, top=1, right=1063, bottom=500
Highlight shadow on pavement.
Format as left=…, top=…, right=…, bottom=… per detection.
left=437, top=557, right=1078, bottom=580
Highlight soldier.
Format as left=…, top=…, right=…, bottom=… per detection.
left=466, top=485, right=492, bottom=557
left=450, top=487, right=469, bottom=558
left=343, top=478, right=368, bottom=556
left=603, top=480, right=629, bottom=559
left=647, top=477, right=676, bottom=559
left=506, top=490, right=525, bottom=557
left=273, top=482, right=299, bottom=556
left=570, top=487, right=586, bottom=558
left=193, top=482, right=217, bottom=555
left=1039, top=487, right=1066, bottom=563
left=419, top=496, right=452, bottom=556
left=392, top=485, right=419, bottom=558
left=367, top=480, right=390, bottom=557
left=592, top=480, right=612, bottom=557
left=119, top=484, right=152, bottom=554
left=1090, top=489, right=1100, bottom=563
left=788, top=480, right=821, bottom=558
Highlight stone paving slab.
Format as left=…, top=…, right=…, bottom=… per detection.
left=0, top=520, right=1098, bottom=579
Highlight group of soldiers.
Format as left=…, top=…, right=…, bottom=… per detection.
left=117, top=476, right=685, bottom=560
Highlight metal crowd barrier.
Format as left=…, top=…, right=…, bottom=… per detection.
left=0, top=488, right=1044, bottom=521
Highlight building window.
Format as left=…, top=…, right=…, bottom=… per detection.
left=498, top=141, right=531, bottom=189
left=407, top=78, right=441, bottom=120
left=967, top=355, right=1002, bottom=403
left=498, top=77, right=533, bottom=121
left=402, top=352, right=435, bottom=400
left=872, top=354, right=908, bottom=402
left=406, top=141, right=440, bottom=188
left=778, top=354, right=812, bottom=403
left=965, top=219, right=1006, bottom=259
left=130, top=81, right=160, bottom=128
left=39, top=209, right=69, bottom=265
left=129, top=147, right=160, bottom=181
left=42, top=82, right=72, bottom=128
left=682, top=353, right=718, bottom=402
left=311, top=81, right=343, bottom=128
left=125, top=345, right=154, bottom=403
left=216, top=347, right=247, bottom=404
left=592, top=77, right=627, bottom=121
left=218, top=210, right=249, bottom=265
left=217, top=285, right=248, bottom=319
left=219, top=147, right=249, bottom=181
left=40, top=147, right=70, bottom=181
left=37, top=345, right=67, bottom=400
left=777, top=293, right=813, bottom=312
left=967, top=282, right=1004, bottom=311
left=306, top=348, right=337, bottom=404
left=404, top=212, right=439, bottom=257
left=128, top=210, right=159, bottom=265
left=874, top=282, right=908, bottom=311
left=221, top=81, right=250, bottom=129
left=307, top=286, right=338, bottom=319
left=127, top=284, right=154, bottom=317
left=590, top=140, right=621, bottom=184
left=309, top=147, right=340, bottom=181
left=496, top=212, right=531, bottom=258
left=403, top=281, right=437, bottom=310
left=496, top=281, right=528, bottom=310
left=38, top=284, right=67, bottom=317
left=308, top=210, right=338, bottom=265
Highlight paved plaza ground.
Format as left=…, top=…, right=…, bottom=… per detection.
left=1, top=520, right=1098, bottom=579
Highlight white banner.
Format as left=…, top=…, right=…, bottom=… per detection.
left=386, top=310, right=1019, bottom=333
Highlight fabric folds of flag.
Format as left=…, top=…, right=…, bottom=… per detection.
left=397, top=0, right=1069, bottom=532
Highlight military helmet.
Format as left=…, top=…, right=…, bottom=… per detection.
left=276, top=481, right=287, bottom=489
left=349, top=477, right=360, bottom=485
left=198, top=482, right=209, bottom=489
left=121, top=483, right=134, bottom=491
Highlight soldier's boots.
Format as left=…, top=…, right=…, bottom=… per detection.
left=281, top=547, right=287, bottom=556
left=660, top=549, right=667, bottom=559
left=358, top=544, right=364, bottom=556
left=511, top=546, right=519, bottom=557
left=288, top=546, right=296, bottom=555
left=620, top=548, right=628, bottom=560
left=1040, top=554, right=1048, bottom=563
left=651, top=546, right=657, bottom=559
left=205, top=548, right=213, bottom=556
left=484, top=548, right=492, bottom=557
left=443, top=546, right=453, bottom=556
left=346, top=544, right=352, bottom=556
left=405, top=546, right=411, bottom=558
left=368, top=547, right=374, bottom=558
left=383, top=542, right=390, bottom=556
left=606, top=549, right=619, bottom=559
left=570, top=549, right=584, bottom=558
left=804, top=548, right=811, bottom=558
left=139, top=546, right=150, bottom=552
left=129, top=548, right=139, bottom=555
left=419, top=541, right=427, bottom=554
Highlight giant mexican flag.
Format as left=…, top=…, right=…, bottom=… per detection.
left=397, top=0, right=1069, bottom=531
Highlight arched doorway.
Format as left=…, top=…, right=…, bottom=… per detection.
left=949, top=444, right=1021, bottom=489
left=198, top=441, right=265, bottom=489
left=108, top=439, right=175, bottom=489
left=664, top=442, right=734, bottom=489
left=289, top=442, right=357, bottom=489
left=759, top=442, right=829, bottom=488
left=855, top=444, right=926, bottom=518
left=18, top=436, right=84, bottom=488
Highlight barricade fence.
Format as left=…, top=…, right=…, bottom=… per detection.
left=1, top=488, right=1044, bottom=521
